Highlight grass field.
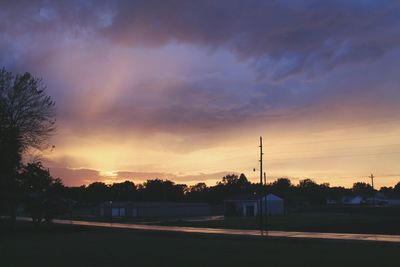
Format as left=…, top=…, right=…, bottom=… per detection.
left=155, top=208, right=400, bottom=235
left=1, top=222, right=399, bottom=267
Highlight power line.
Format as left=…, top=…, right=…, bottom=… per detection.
left=269, top=143, right=400, bottom=156
left=265, top=133, right=400, bottom=148
left=267, top=151, right=400, bottom=162
left=263, top=117, right=400, bottom=141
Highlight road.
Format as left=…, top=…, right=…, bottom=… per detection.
left=17, top=217, right=400, bottom=243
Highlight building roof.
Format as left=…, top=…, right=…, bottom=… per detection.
left=99, top=201, right=210, bottom=208
left=263, top=194, right=283, bottom=201
left=224, top=194, right=259, bottom=202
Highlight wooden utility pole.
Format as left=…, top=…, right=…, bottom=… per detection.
left=370, top=173, right=374, bottom=189
left=259, top=136, right=264, bottom=232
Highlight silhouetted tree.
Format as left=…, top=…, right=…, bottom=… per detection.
left=141, top=179, right=186, bottom=201
left=219, top=174, right=239, bottom=186
left=190, top=182, right=207, bottom=193
left=110, top=181, right=137, bottom=201
left=219, top=173, right=251, bottom=188
left=0, top=68, right=56, bottom=224
left=18, top=162, right=66, bottom=225
left=352, top=182, right=374, bottom=197
left=297, top=179, right=326, bottom=205
left=270, top=178, right=292, bottom=199
left=394, top=182, right=400, bottom=195
left=59, top=175, right=400, bottom=207
left=209, top=173, right=253, bottom=203
left=328, top=186, right=351, bottom=202
left=187, top=182, right=208, bottom=202
left=64, top=185, right=86, bottom=204
left=85, top=182, right=109, bottom=203
left=379, top=186, right=394, bottom=195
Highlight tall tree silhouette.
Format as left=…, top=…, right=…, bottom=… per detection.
left=270, top=178, right=292, bottom=200
left=394, top=182, right=400, bottom=195
left=0, top=68, right=55, bottom=224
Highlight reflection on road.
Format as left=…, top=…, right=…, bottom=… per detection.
left=17, top=217, right=400, bottom=243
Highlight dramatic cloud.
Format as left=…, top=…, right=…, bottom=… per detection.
left=1, top=1, right=400, bottom=186
left=3, top=1, right=400, bottom=78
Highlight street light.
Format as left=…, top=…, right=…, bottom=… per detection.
left=109, top=200, right=113, bottom=224
left=253, top=170, right=267, bottom=234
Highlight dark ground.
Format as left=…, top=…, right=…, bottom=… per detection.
left=1, top=221, right=399, bottom=267
left=155, top=207, right=400, bottom=235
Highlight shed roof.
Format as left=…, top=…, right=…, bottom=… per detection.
left=224, top=194, right=258, bottom=202
left=99, top=201, right=210, bottom=208
left=263, top=194, right=283, bottom=201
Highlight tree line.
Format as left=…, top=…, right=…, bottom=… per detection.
left=3, top=159, right=400, bottom=224
left=61, top=173, right=400, bottom=206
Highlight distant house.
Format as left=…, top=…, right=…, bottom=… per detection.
left=388, top=198, right=400, bottom=206
left=373, top=193, right=400, bottom=206
left=364, top=192, right=389, bottom=205
left=96, top=201, right=213, bottom=218
left=341, top=195, right=363, bottom=205
left=329, top=193, right=400, bottom=206
left=326, top=197, right=339, bottom=205
left=224, top=194, right=284, bottom=217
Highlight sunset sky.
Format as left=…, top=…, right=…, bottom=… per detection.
left=1, top=0, right=400, bottom=188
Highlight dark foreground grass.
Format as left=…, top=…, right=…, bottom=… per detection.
left=1, top=222, right=399, bottom=267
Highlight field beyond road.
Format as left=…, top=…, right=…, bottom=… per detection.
left=154, top=207, right=400, bottom=235
left=1, top=222, right=400, bottom=267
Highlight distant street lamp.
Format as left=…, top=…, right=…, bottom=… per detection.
left=109, top=201, right=113, bottom=224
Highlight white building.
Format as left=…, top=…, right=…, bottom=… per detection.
left=224, top=193, right=284, bottom=217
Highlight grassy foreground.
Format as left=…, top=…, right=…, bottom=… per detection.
left=1, top=222, right=399, bottom=267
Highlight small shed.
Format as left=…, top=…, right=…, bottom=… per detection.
left=224, top=194, right=284, bottom=217
left=262, top=194, right=284, bottom=215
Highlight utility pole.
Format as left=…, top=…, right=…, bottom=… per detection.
left=264, top=171, right=267, bottom=234
left=370, top=173, right=375, bottom=205
left=259, top=136, right=264, bottom=232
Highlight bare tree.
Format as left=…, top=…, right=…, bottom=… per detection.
left=0, top=68, right=56, bottom=224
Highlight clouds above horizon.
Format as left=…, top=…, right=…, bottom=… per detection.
left=1, top=0, right=400, bottom=186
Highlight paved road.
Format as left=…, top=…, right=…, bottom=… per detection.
left=18, top=217, right=400, bottom=243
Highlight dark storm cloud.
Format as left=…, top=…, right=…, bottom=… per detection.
left=2, top=0, right=400, bottom=79
left=100, top=0, right=400, bottom=79
left=104, top=1, right=400, bottom=79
